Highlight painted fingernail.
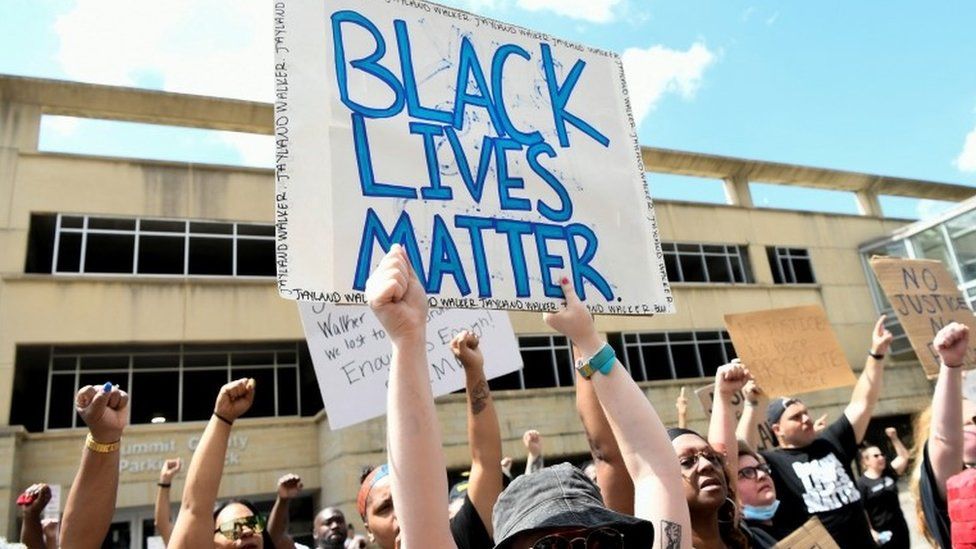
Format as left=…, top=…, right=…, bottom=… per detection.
left=561, top=277, right=569, bottom=285
left=102, top=382, right=113, bottom=393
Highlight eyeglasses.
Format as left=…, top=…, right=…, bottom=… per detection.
left=738, top=463, right=771, bottom=480
left=532, top=527, right=625, bottom=548
left=677, top=450, right=724, bottom=471
left=214, top=514, right=266, bottom=541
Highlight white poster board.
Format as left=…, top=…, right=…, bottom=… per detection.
left=273, top=0, right=672, bottom=315
left=299, top=303, right=523, bottom=428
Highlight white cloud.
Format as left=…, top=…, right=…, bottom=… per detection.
left=621, top=42, right=716, bottom=127
left=955, top=126, right=976, bottom=173
left=916, top=199, right=953, bottom=220
left=216, top=131, right=274, bottom=168
left=516, top=0, right=622, bottom=23
left=41, top=115, right=80, bottom=136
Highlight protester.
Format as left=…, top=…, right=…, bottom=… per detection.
left=736, top=379, right=767, bottom=450
left=857, top=427, right=911, bottom=548
left=18, top=483, right=51, bottom=549
left=153, top=457, right=182, bottom=545
left=910, top=321, right=973, bottom=547
left=61, top=383, right=129, bottom=548
left=676, top=386, right=689, bottom=429
left=311, top=505, right=350, bottom=549
left=736, top=442, right=785, bottom=544
left=345, top=524, right=367, bottom=549
left=522, top=429, right=544, bottom=474
left=266, top=473, right=304, bottom=548
left=500, top=457, right=514, bottom=483
left=167, top=377, right=273, bottom=548
left=760, top=315, right=892, bottom=546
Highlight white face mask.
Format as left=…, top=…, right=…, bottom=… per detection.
left=742, top=499, right=780, bottom=521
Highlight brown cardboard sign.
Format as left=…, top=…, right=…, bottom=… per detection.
left=773, top=517, right=840, bottom=549
left=869, top=256, right=976, bottom=377
left=694, top=383, right=776, bottom=450
left=724, top=305, right=856, bottom=398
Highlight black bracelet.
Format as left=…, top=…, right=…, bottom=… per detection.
left=157, top=482, right=171, bottom=488
left=868, top=350, right=885, bottom=360
left=213, top=412, right=234, bottom=426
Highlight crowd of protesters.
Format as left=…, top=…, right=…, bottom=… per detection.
left=11, top=245, right=976, bottom=548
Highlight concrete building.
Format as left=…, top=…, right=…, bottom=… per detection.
left=1, top=74, right=973, bottom=546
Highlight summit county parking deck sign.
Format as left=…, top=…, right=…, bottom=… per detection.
left=273, top=0, right=673, bottom=315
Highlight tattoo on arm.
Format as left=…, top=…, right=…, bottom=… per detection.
left=469, top=379, right=490, bottom=415
left=662, top=520, right=682, bottom=549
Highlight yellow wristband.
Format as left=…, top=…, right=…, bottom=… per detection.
left=85, top=433, right=120, bottom=453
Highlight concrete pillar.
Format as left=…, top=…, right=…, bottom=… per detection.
left=856, top=190, right=884, bottom=217
left=0, top=101, right=41, bottom=152
left=723, top=175, right=753, bottom=208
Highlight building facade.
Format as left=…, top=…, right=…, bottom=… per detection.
left=1, top=75, right=973, bottom=546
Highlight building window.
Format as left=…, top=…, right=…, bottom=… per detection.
left=26, top=214, right=275, bottom=277
left=766, top=247, right=816, bottom=284
left=607, top=331, right=736, bottom=381
left=37, top=343, right=303, bottom=430
left=662, top=243, right=753, bottom=283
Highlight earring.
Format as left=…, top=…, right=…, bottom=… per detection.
left=718, top=497, right=738, bottom=523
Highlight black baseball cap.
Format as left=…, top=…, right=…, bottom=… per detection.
left=766, top=397, right=801, bottom=425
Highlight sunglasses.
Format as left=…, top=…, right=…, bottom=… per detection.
left=738, top=463, right=771, bottom=480
left=532, top=527, right=625, bottom=548
left=214, top=514, right=266, bottom=541
left=677, top=450, right=724, bottom=471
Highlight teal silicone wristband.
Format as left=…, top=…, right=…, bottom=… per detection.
left=590, top=343, right=616, bottom=375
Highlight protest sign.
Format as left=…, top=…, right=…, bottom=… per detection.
left=299, top=303, right=522, bottom=428
left=869, top=256, right=976, bottom=377
left=694, top=384, right=776, bottom=450
left=773, top=517, right=840, bottom=549
left=724, top=305, right=856, bottom=398
left=273, top=0, right=672, bottom=315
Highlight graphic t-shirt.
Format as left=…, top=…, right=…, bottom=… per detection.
left=857, top=473, right=910, bottom=549
left=449, top=493, right=494, bottom=549
left=761, top=415, right=875, bottom=547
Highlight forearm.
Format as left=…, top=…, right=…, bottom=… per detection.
left=170, top=417, right=231, bottom=545
left=929, top=364, right=963, bottom=495
left=20, top=512, right=46, bottom=549
left=889, top=433, right=910, bottom=474
left=708, top=394, right=739, bottom=476
left=736, top=404, right=761, bottom=448
left=153, top=486, right=173, bottom=544
left=388, top=336, right=455, bottom=548
left=677, top=408, right=687, bottom=429
left=267, top=497, right=293, bottom=546
left=464, top=366, right=502, bottom=471
left=845, top=356, right=884, bottom=442
left=61, top=447, right=121, bottom=549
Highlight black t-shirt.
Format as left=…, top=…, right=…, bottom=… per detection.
left=449, top=494, right=494, bottom=549
left=742, top=522, right=778, bottom=549
left=856, top=473, right=910, bottom=549
left=919, top=443, right=952, bottom=548
left=760, top=415, right=875, bottom=547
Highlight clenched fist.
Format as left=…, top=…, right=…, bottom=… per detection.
left=76, top=384, right=129, bottom=443
left=214, top=378, right=256, bottom=422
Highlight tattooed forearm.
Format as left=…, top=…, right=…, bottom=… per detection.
left=469, top=379, right=490, bottom=415
left=661, top=520, right=682, bottom=549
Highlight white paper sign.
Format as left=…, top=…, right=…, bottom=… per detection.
left=299, top=303, right=523, bottom=428
left=273, top=0, right=673, bottom=316
left=146, top=537, right=166, bottom=549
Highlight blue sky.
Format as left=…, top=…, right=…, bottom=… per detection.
left=2, top=0, right=975, bottom=219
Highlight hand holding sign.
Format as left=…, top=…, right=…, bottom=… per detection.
left=76, top=384, right=129, bottom=443
left=543, top=278, right=602, bottom=354
left=934, top=322, right=971, bottom=368
left=451, top=331, right=483, bottom=371
left=214, top=378, right=255, bottom=423
left=365, top=244, right=428, bottom=345
left=871, top=315, right=894, bottom=357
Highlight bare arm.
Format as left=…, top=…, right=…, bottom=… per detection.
left=844, top=316, right=893, bottom=444
left=267, top=474, right=302, bottom=549
left=885, top=427, right=911, bottom=476
left=19, top=484, right=51, bottom=549
left=169, top=378, right=255, bottom=548
left=452, top=331, right=503, bottom=538
left=708, top=362, right=751, bottom=478
left=574, top=365, right=634, bottom=515
left=367, top=245, right=456, bottom=549
left=61, top=385, right=128, bottom=549
left=523, top=430, right=545, bottom=474
left=154, top=458, right=181, bottom=545
left=928, top=322, right=970, bottom=498
left=546, top=279, right=691, bottom=549
left=676, top=387, right=688, bottom=429
left=736, top=379, right=767, bottom=449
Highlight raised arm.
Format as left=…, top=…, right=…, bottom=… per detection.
left=267, top=474, right=302, bottom=549
left=845, top=315, right=894, bottom=443
left=451, top=330, right=503, bottom=537
left=736, top=379, right=767, bottom=449
left=574, top=364, right=634, bottom=515
left=366, top=245, right=456, bottom=549
left=708, top=362, right=751, bottom=477
left=885, top=427, right=910, bottom=476
left=19, top=483, right=51, bottom=549
left=523, top=430, right=544, bottom=474
left=928, top=322, right=970, bottom=498
left=61, top=384, right=129, bottom=549
left=168, top=378, right=255, bottom=547
left=545, top=278, right=691, bottom=549
left=153, top=457, right=181, bottom=544
left=676, top=387, right=688, bottom=429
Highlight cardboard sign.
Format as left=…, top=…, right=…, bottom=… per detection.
left=869, top=256, right=976, bottom=377
left=773, top=517, right=840, bottom=549
left=299, top=303, right=523, bottom=428
left=694, top=384, right=776, bottom=450
left=273, top=0, right=672, bottom=315
left=724, top=305, right=856, bottom=398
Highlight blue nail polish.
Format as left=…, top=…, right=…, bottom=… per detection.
left=103, top=382, right=113, bottom=393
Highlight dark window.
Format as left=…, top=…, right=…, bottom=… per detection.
left=663, top=242, right=753, bottom=283
left=237, top=239, right=275, bottom=276
left=612, top=330, right=736, bottom=382
left=521, top=349, right=557, bottom=389
left=232, top=367, right=276, bottom=417
left=25, top=214, right=57, bottom=273
left=182, top=369, right=230, bottom=421
left=766, top=247, right=816, bottom=284
left=56, top=232, right=82, bottom=272
left=138, top=235, right=185, bottom=274
left=131, top=371, right=179, bottom=424
left=188, top=237, right=233, bottom=275
left=488, top=371, right=523, bottom=391
left=84, top=233, right=135, bottom=273
left=277, top=367, right=299, bottom=416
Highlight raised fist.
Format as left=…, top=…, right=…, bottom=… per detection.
left=934, top=322, right=971, bottom=367
left=500, top=456, right=513, bottom=474
left=19, top=483, right=52, bottom=517
left=451, top=330, right=484, bottom=371
left=885, top=427, right=899, bottom=439
left=76, top=383, right=129, bottom=443
left=214, top=378, right=256, bottom=422
left=277, top=473, right=303, bottom=499
left=715, top=360, right=751, bottom=398
left=742, top=379, right=766, bottom=405
left=523, top=429, right=542, bottom=457
left=364, top=244, right=428, bottom=344
left=159, top=457, right=181, bottom=483
left=871, top=315, right=895, bottom=356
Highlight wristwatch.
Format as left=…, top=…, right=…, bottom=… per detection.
left=576, top=343, right=616, bottom=379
